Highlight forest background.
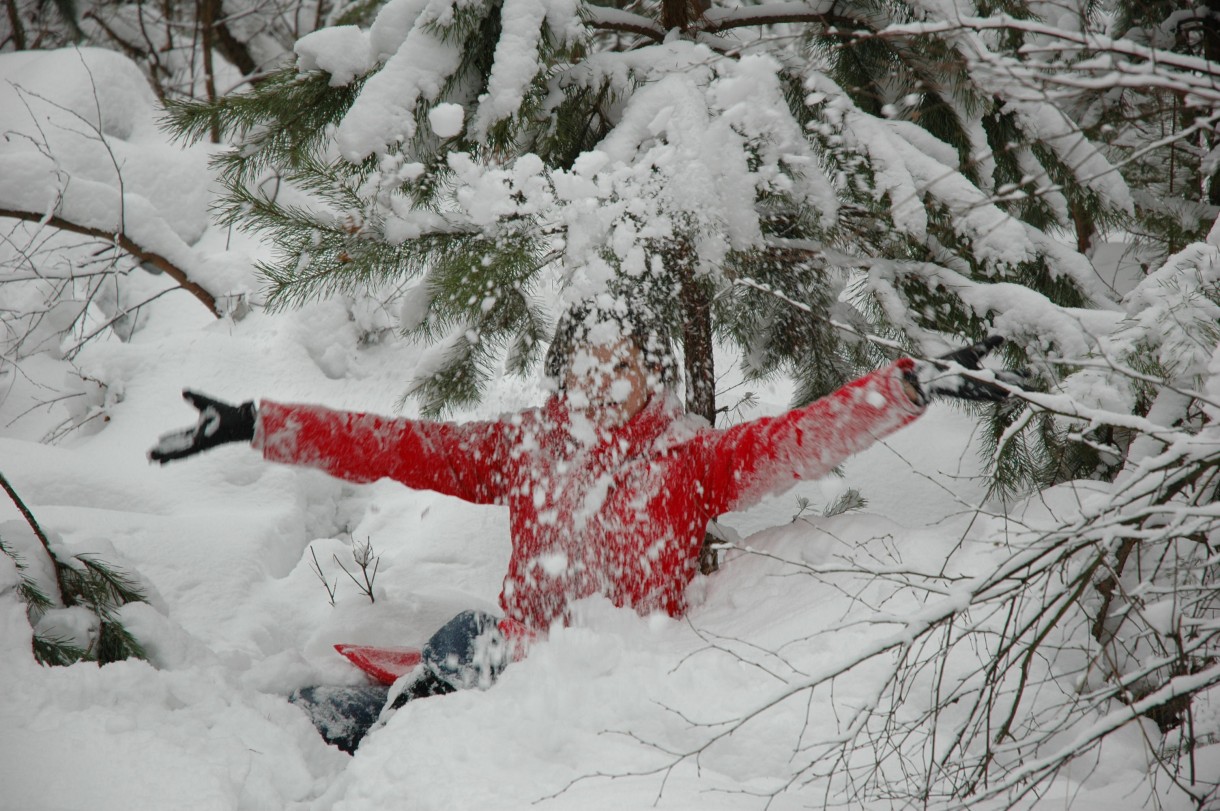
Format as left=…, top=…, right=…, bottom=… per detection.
left=1, top=0, right=1220, bottom=809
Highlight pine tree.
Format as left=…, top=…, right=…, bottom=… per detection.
left=164, top=0, right=1137, bottom=494
left=0, top=470, right=148, bottom=666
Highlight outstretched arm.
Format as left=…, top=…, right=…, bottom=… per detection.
left=149, top=392, right=511, bottom=505
left=696, top=359, right=924, bottom=515
left=696, top=337, right=1021, bottom=515
left=254, top=401, right=511, bottom=505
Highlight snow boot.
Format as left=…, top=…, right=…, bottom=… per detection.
left=290, top=684, right=389, bottom=754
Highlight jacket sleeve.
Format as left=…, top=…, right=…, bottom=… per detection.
left=695, top=359, right=925, bottom=515
left=252, top=401, right=511, bottom=505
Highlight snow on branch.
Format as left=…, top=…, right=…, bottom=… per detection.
left=0, top=206, right=220, bottom=317
left=698, top=1, right=874, bottom=35
left=873, top=14, right=1220, bottom=107
left=582, top=1, right=876, bottom=40
left=965, top=661, right=1220, bottom=808
left=469, top=0, right=551, bottom=139
left=580, top=5, right=665, bottom=41
left=0, top=51, right=226, bottom=319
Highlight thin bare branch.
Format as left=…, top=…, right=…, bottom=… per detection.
left=0, top=208, right=220, bottom=316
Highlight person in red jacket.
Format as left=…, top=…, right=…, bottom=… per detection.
left=150, top=304, right=1019, bottom=751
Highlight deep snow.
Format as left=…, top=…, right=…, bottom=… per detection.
left=0, top=47, right=1215, bottom=811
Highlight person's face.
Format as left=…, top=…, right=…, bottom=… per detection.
left=563, top=338, right=655, bottom=427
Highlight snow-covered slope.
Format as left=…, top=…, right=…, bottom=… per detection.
left=0, top=290, right=980, bottom=811
left=0, top=48, right=1215, bottom=811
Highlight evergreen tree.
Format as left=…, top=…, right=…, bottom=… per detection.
left=0, top=470, right=148, bottom=666
left=164, top=0, right=1135, bottom=493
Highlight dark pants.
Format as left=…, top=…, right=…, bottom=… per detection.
left=292, top=610, right=508, bottom=753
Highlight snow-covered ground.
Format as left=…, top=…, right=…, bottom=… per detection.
left=0, top=48, right=1215, bottom=811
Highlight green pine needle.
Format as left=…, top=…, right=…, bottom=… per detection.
left=93, top=617, right=148, bottom=665
left=32, top=634, right=88, bottom=667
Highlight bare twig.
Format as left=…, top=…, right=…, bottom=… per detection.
left=333, top=537, right=379, bottom=603
left=308, top=546, right=337, bottom=607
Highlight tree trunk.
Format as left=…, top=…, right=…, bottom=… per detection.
left=1202, top=0, right=1220, bottom=205
left=1071, top=200, right=1096, bottom=256
left=205, top=0, right=259, bottom=76
left=678, top=263, right=715, bottom=423
left=4, top=0, right=26, bottom=50
left=680, top=270, right=722, bottom=575
left=670, top=242, right=721, bottom=574
left=198, top=0, right=221, bottom=143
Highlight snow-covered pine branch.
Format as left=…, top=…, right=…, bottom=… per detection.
left=580, top=4, right=664, bottom=42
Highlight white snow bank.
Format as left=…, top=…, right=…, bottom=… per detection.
left=0, top=48, right=260, bottom=306
left=0, top=48, right=213, bottom=245
left=4, top=281, right=1209, bottom=809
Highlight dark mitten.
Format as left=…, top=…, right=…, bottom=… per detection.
left=148, top=390, right=257, bottom=464
left=905, top=336, right=1026, bottom=403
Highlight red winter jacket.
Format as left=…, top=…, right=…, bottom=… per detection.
left=253, top=359, right=923, bottom=639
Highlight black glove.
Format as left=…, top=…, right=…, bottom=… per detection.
left=906, top=336, right=1026, bottom=403
left=148, top=390, right=257, bottom=464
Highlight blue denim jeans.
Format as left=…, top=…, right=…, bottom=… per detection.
left=292, top=610, right=508, bottom=752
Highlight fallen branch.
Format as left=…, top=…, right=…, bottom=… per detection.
left=0, top=207, right=221, bottom=317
